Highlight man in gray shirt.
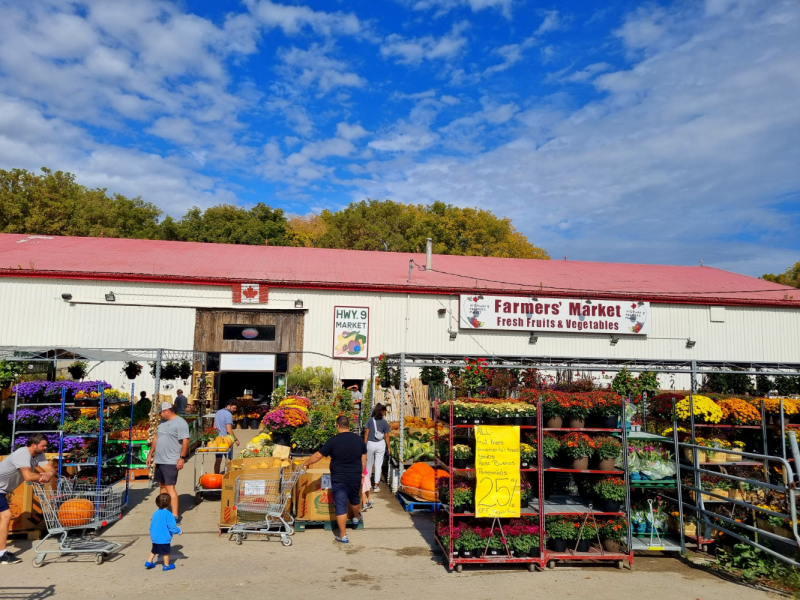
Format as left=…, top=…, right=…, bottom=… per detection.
left=0, top=434, right=55, bottom=564
left=146, top=403, right=190, bottom=522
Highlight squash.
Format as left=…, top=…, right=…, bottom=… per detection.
left=421, top=469, right=450, bottom=491
left=200, top=473, right=223, bottom=489
left=400, top=470, right=423, bottom=488
left=57, top=498, right=95, bottom=527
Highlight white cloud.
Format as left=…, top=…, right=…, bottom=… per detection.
left=278, top=44, right=367, bottom=94
left=535, top=10, right=562, bottom=35
left=351, top=0, right=800, bottom=274
left=381, top=21, right=469, bottom=65
left=401, top=0, right=513, bottom=19
left=245, top=0, right=365, bottom=38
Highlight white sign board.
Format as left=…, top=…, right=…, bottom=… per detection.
left=244, top=480, right=266, bottom=496
left=320, top=474, right=332, bottom=489
left=219, top=353, right=276, bottom=372
left=460, top=294, right=650, bottom=335
left=333, top=306, right=369, bottom=359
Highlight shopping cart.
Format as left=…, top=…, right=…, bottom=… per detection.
left=194, top=443, right=230, bottom=504
left=29, top=477, right=125, bottom=567
left=228, top=467, right=305, bottom=546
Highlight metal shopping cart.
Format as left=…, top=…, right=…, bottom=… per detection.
left=228, top=467, right=305, bottom=546
left=29, top=477, right=125, bottom=567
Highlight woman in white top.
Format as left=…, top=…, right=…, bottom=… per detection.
left=363, top=403, right=390, bottom=502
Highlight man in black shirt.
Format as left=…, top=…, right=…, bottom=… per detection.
left=304, top=415, right=366, bottom=543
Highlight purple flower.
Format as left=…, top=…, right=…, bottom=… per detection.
left=8, top=407, right=62, bottom=425
left=12, top=380, right=111, bottom=399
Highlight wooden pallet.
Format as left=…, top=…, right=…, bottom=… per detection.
left=295, top=519, right=364, bottom=532
left=7, top=529, right=43, bottom=541
left=396, top=491, right=440, bottom=513
left=128, top=468, right=150, bottom=482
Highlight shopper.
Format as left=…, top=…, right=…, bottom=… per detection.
left=0, top=434, right=55, bottom=565
left=145, top=493, right=182, bottom=571
left=173, top=390, right=188, bottom=415
left=348, top=384, right=363, bottom=404
left=214, top=399, right=240, bottom=474
left=364, top=403, right=390, bottom=493
left=303, top=415, right=366, bottom=544
left=146, top=403, right=190, bottom=523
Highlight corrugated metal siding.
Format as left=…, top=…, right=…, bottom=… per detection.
left=2, top=277, right=800, bottom=391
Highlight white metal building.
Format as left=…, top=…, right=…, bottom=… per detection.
left=1, top=234, right=799, bottom=402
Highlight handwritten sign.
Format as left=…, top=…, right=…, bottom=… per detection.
left=475, top=426, right=520, bottom=518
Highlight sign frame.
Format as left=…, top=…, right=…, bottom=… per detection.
left=474, top=425, right=521, bottom=519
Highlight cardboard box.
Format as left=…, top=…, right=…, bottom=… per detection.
left=302, top=489, right=354, bottom=520
left=229, top=457, right=283, bottom=471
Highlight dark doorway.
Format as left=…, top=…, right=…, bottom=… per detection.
left=218, top=371, right=274, bottom=409
left=341, top=379, right=364, bottom=392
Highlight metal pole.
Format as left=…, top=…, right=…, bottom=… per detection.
left=97, top=383, right=105, bottom=498
left=149, top=349, right=162, bottom=488
left=689, top=360, right=703, bottom=545
left=57, top=387, right=66, bottom=480
left=399, top=353, right=406, bottom=476
left=673, top=401, right=686, bottom=553
left=780, top=398, right=787, bottom=462
left=125, top=382, right=135, bottom=506
left=621, top=398, right=632, bottom=566
left=10, top=389, right=18, bottom=451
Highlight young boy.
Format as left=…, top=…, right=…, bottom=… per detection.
left=145, top=493, right=181, bottom=571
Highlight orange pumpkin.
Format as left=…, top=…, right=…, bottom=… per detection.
left=421, top=469, right=449, bottom=491
left=400, top=470, right=423, bottom=488
left=200, top=473, right=223, bottom=489
left=57, top=498, right=95, bottom=527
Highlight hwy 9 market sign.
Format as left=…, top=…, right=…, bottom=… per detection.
left=459, top=294, right=650, bottom=335
left=333, top=306, right=369, bottom=359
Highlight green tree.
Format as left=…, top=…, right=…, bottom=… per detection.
left=314, top=199, right=549, bottom=259
left=169, top=203, right=288, bottom=245
left=762, top=263, right=800, bottom=288
left=0, top=168, right=162, bottom=238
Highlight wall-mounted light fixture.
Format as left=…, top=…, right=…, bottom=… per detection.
left=610, top=335, right=619, bottom=345
left=294, top=299, right=303, bottom=308
left=104, top=291, right=115, bottom=302
left=448, top=329, right=458, bottom=341
left=529, top=332, right=538, bottom=345
left=637, top=300, right=644, bottom=307
left=477, top=294, right=484, bottom=300
left=530, top=295, right=538, bottom=302
left=584, top=298, right=592, bottom=305
left=437, top=308, right=447, bottom=318
left=61, top=293, right=72, bottom=301
left=686, top=338, right=696, bottom=348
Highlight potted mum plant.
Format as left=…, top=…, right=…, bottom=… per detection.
left=520, top=443, right=537, bottom=469
left=484, top=404, right=502, bottom=425
left=468, top=403, right=485, bottom=426
left=593, top=436, right=622, bottom=471
left=520, top=477, right=533, bottom=506
left=542, top=433, right=561, bottom=470
left=542, top=392, right=566, bottom=428
left=564, top=393, right=592, bottom=428
left=452, top=481, right=475, bottom=513
left=519, top=403, right=537, bottom=426
left=591, top=392, right=622, bottom=429
left=561, top=432, right=596, bottom=470
left=545, top=516, right=577, bottom=552
left=593, top=476, right=626, bottom=513
left=577, top=519, right=597, bottom=552
left=598, top=517, right=627, bottom=553
left=453, top=444, right=473, bottom=469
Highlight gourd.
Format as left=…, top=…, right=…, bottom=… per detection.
left=421, top=469, right=449, bottom=491
left=57, top=498, right=95, bottom=527
left=200, top=473, right=223, bottom=489
left=400, top=462, right=434, bottom=488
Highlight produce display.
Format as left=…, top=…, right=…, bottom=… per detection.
left=237, top=432, right=274, bottom=458
left=390, top=430, right=435, bottom=463
left=399, top=462, right=447, bottom=501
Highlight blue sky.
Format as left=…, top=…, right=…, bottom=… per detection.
left=0, top=0, right=799, bottom=276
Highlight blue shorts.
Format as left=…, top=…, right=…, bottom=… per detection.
left=0, top=493, right=9, bottom=513
left=216, top=447, right=233, bottom=460
left=331, top=481, right=361, bottom=516
left=151, top=543, right=171, bottom=556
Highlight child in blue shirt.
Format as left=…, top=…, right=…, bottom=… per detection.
left=146, top=493, right=182, bottom=571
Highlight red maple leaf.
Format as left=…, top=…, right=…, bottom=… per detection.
left=631, top=303, right=636, bottom=309
left=243, top=286, right=258, bottom=299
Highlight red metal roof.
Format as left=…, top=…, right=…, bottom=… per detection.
left=0, top=234, right=797, bottom=308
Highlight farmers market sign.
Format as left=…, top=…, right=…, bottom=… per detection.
left=460, top=294, right=650, bottom=335
left=333, top=306, right=369, bottom=359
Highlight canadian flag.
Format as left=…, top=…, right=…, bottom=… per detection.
left=232, top=283, right=268, bottom=304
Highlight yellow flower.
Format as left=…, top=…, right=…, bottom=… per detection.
left=675, top=395, right=723, bottom=423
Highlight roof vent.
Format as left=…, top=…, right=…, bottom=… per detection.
left=425, top=238, right=432, bottom=271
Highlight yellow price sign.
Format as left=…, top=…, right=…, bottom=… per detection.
left=475, top=426, right=520, bottom=518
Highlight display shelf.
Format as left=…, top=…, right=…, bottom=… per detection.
left=434, top=536, right=541, bottom=566
left=545, top=468, right=624, bottom=475
left=695, top=461, right=762, bottom=467
left=543, top=428, right=622, bottom=432
left=435, top=457, right=538, bottom=473
left=441, top=504, right=540, bottom=518
left=629, top=479, right=676, bottom=488
left=542, top=497, right=625, bottom=516
left=14, top=429, right=62, bottom=434
left=630, top=536, right=682, bottom=552
left=622, top=431, right=672, bottom=442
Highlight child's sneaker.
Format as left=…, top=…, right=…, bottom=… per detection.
left=163, top=564, right=176, bottom=571
left=362, top=500, right=373, bottom=511
left=145, top=561, right=156, bottom=569
left=335, top=535, right=349, bottom=544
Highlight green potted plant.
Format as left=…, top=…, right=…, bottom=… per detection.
left=590, top=392, right=622, bottom=429
left=376, top=354, right=391, bottom=389
left=564, top=393, right=593, bottom=428
left=484, top=532, right=506, bottom=557
left=577, top=519, right=598, bottom=552
left=452, top=482, right=475, bottom=513
left=67, top=361, right=88, bottom=380
left=520, top=443, right=537, bottom=469
left=484, top=404, right=502, bottom=425
left=520, top=477, right=533, bottom=506
left=560, top=432, right=596, bottom=470
left=455, top=527, right=483, bottom=558
left=519, top=403, right=537, bottom=426
left=542, top=392, right=565, bottom=428
left=420, top=365, right=445, bottom=386
left=598, top=517, right=627, bottom=553
left=122, top=361, right=143, bottom=380
left=453, top=444, right=473, bottom=469
left=542, top=433, right=561, bottom=470
left=593, top=476, right=626, bottom=513
left=468, top=403, right=486, bottom=425
left=545, top=516, right=578, bottom=552
left=593, top=436, right=622, bottom=471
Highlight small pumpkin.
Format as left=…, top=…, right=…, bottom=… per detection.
left=200, top=473, right=223, bottom=489
left=57, top=498, right=95, bottom=527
